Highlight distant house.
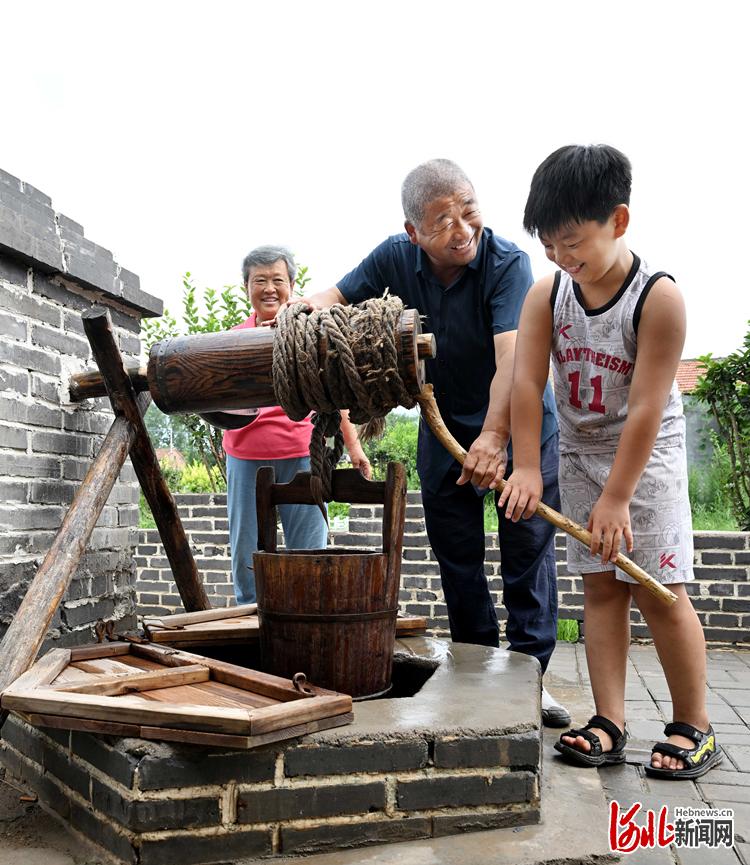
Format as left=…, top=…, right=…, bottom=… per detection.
left=675, top=359, right=716, bottom=466
left=676, top=359, right=706, bottom=395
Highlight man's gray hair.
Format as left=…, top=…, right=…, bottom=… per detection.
left=401, top=159, right=474, bottom=227
left=241, top=245, right=297, bottom=286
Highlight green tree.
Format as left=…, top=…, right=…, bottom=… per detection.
left=687, top=437, right=738, bottom=530
left=363, top=414, right=419, bottom=489
left=143, top=401, right=197, bottom=458
left=693, top=322, right=750, bottom=530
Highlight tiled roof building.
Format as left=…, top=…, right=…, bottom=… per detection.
left=676, top=358, right=708, bottom=394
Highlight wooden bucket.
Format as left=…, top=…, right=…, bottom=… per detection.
left=254, top=463, right=407, bottom=700
left=255, top=549, right=397, bottom=699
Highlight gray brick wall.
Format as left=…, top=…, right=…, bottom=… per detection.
left=136, top=494, right=232, bottom=614
left=0, top=167, right=162, bottom=649
left=134, top=492, right=750, bottom=645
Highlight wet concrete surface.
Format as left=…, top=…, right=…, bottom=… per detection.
left=312, top=639, right=540, bottom=742
left=256, top=642, right=750, bottom=865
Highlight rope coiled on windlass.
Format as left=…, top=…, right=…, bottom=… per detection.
left=272, top=295, right=417, bottom=507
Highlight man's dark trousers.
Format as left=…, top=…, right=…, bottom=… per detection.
left=421, top=434, right=560, bottom=674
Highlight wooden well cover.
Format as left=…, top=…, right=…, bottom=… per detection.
left=142, top=604, right=427, bottom=648
left=0, top=641, right=353, bottom=749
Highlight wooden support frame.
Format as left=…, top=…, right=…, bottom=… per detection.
left=81, top=307, right=209, bottom=613
left=68, top=364, right=148, bottom=402
left=0, top=401, right=147, bottom=707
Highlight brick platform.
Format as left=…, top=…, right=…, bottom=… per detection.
left=0, top=640, right=542, bottom=864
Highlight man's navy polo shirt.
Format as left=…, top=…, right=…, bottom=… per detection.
left=337, top=227, right=558, bottom=492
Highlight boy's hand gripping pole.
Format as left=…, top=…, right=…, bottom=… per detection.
left=416, top=384, right=678, bottom=607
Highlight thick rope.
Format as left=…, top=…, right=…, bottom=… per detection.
left=272, top=295, right=417, bottom=507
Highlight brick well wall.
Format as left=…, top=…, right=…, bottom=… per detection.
left=135, top=492, right=750, bottom=646
left=0, top=167, right=162, bottom=649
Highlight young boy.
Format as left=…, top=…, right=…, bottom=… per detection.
left=498, top=144, right=721, bottom=779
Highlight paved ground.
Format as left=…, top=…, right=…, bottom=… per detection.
left=544, top=642, right=750, bottom=865
left=1, top=641, right=749, bottom=864
left=0, top=771, right=98, bottom=865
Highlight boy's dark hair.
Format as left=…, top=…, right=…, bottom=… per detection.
left=523, top=144, right=632, bottom=238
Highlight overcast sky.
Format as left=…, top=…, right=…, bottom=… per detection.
left=2, top=1, right=747, bottom=358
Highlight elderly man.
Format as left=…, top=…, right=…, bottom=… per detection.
left=223, top=245, right=369, bottom=604
left=294, top=160, right=569, bottom=725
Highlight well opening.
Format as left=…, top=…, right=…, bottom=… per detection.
left=176, top=640, right=441, bottom=700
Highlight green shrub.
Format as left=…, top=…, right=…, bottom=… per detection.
left=139, top=461, right=224, bottom=525
left=557, top=619, right=580, bottom=642
left=688, top=441, right=738, bottom=530
left=179, top=461, right=227, bottom=493
left=158, top=459, right=183, bottom=492
left=139, top=492, right=156, bottom=528
left=691, top=504, right=738, bottom=531
left=329, top=501, right=350, bottom=520
left=693, top=327, right=750, bottom=529
left=482, top=494, right=499, bottom=532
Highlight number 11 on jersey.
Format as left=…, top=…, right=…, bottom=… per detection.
left=568, top=372, right=606, bottom=414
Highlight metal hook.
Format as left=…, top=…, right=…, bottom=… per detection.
left=292, top=672, right=315, bottom=697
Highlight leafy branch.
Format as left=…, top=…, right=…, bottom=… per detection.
left=141, top=273, right=252, bottom=489
left=693, top=321, right=750, bottom=529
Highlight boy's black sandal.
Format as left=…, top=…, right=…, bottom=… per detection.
left=553, top=714, right=628, bottom=767
left=644, top=722, right=722, bottom=780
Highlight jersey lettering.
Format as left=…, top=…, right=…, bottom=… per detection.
left=555, top=346, right=633, bottom=377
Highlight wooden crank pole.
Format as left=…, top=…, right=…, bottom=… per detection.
left=416, top=384, right=677, bottom=607
left=0, top=395, right=149, bottom=720
left=82, top=308, right=210, bottom=613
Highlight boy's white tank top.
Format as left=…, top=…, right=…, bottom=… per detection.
left=550, top=254, right=685, bottom=454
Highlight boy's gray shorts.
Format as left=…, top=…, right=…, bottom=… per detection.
left=559, top=444, right=694, bottom=584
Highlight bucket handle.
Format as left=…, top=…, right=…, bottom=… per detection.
left=256, top=464, right=407, bottom=594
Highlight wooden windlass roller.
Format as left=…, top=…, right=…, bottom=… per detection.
left=69, top=308, right=436, bottom=412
